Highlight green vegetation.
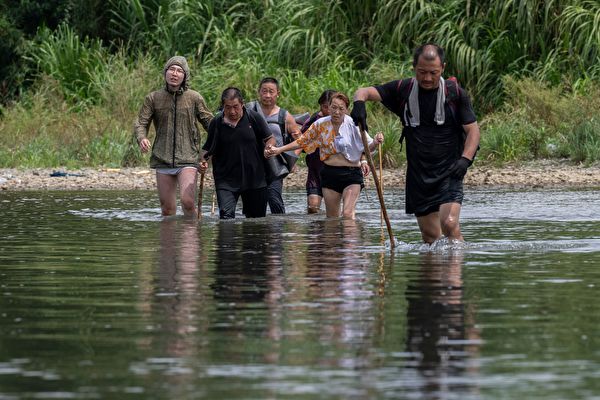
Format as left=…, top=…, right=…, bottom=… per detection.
left=479, top=77, right=600, bottom=165
left=1, top=0, right=600, bottom=168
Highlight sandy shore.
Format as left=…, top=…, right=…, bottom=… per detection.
left=1, top=160, right=599, bottom=191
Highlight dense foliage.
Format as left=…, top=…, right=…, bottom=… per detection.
left=1, top=0, right=600, bottom=167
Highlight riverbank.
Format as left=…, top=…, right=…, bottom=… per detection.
left=1, top=160, right=599, bottom=191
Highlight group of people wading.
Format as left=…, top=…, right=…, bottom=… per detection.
left=134, top=43, right=481, bottom=244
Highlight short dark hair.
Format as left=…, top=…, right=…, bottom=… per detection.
left=318, top=89, right=337, bottom=106
left=412, top=43, right=445, bottom=67
left=220, top=87, right=244, bottom=108
left=258, top=77, right=279, bottom=90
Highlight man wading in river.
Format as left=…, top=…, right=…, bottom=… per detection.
left=134, top=56, right=213, bottom=218
left=246, top=77, right=300, bottom=214
left=351, top=43, right=480, bottom=243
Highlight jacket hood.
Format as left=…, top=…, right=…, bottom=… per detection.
left=164, top=56, right=190, bottom=91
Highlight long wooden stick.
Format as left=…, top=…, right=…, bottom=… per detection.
left=378, top=142, right=383, bottom=187
left=359, top=127, right=395, bottom=249
left=379, top=142, right=383, bottom=223
left=211, top=191, right=216, bottom=215
left=197, top=172, right=205, bottom=220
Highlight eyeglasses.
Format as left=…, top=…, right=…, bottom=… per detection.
left=167, top=66, right=185, bottom=75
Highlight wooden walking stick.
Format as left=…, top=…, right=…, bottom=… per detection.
left=197, top=172, right=205, bottom=220
left=379, top=142, right=383, bottom=222
left=359, top=126, right=395, bottom=249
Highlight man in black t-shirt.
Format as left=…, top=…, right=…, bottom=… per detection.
left=351, top=43, right=481, bottom=244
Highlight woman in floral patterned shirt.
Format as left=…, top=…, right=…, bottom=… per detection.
left=266, top=92, right=383, bottom=219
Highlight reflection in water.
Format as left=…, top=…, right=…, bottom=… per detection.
left=300, top=219, right=377, bottom=368
left=211, top=221, right=274, bottom=303
left=209, top=220, right=286, bottom=372
left=208, top=219, right=378, bottom=368
left=305, top=219, right=372, bottom=310
left=133, top=216, right=484, bottom=397
left=155, top=219, right=203, bottom=336
left=137, top=218, right=207, bottom=388
left=404, top=251, right=481, bottom=397
left=2, top=189, right=600, bottom=399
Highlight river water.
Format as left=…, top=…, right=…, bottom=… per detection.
left=0, top=187, right=599, bottom=399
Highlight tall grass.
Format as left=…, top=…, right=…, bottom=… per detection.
left=480, top=77, right=600, bottom=164
left=102, top=0, right=600, bottom=108
left=3, top=1, right=600, bottom=168
left=0, top=50, right=409, bottom=168
left=560, top=2, right=600, bottom=66
left=25, top=24, right=111, bottom=107
left=0, top=49, right=156, bottom=168
left=563, top=119, right=600, bottom=165
left=4, top=49, right=600, bottom=168
left=15, top=0, right=600, bottom=110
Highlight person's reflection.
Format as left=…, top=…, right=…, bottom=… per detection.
left=133, top=218, right=208, bottom=397
left=301, top=219, right=376, bottom=365
left=208, top=220, right=288, bottom=370
left=208, top=218, right=378, bottom=369
left=211, top=221, right=272, bottom=304
left=404, top=250, right=481, bottom=396
left=305, top=218, right=367, bottom=296
left=139, top=218, right=206, bottom=358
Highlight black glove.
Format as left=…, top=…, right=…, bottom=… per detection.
left=449, top=156, right=472, bottom=179
left=350, top=100, right=368, bottom=132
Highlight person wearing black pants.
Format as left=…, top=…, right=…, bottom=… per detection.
left=246, top=77, right=300, bottom=214
left=200, top=87, right=275, bottom=219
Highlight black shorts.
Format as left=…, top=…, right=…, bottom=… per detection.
left=320, top=164, right=364, bottom=194
left=413, top=178, right=464, bottom=217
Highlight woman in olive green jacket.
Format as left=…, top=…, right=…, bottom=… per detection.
left=134, top=56, right=213, bottom=217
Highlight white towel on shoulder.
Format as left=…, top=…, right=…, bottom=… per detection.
left=405, top=76, right=445, bottom=127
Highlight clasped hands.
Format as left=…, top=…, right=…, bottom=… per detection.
left=264, top=144, right=281, bottom=158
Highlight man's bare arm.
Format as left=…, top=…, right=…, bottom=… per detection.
left=462, top=122, right=481, bottom=161
left=353, top=87, right=382, bottom=102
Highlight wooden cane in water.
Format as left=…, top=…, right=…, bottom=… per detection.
left=359, top=126, right=395, bottom=249
left=211, top=192, right=216, bottom=215
left=197, top=172, right=205, bottom=220
left=379, top=142, right=383, bottom=222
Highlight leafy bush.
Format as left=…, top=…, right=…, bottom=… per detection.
left=0, top=53, right=153, bottom=168
left=4, top=5, right=600, bottom=170
left=480, top=76, right=600, bottom=164
left=480, top=112, right=538, bottom=162
left=24, top=23, right=111, bottom=106
left=100, top=0, right=600, bottom=111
